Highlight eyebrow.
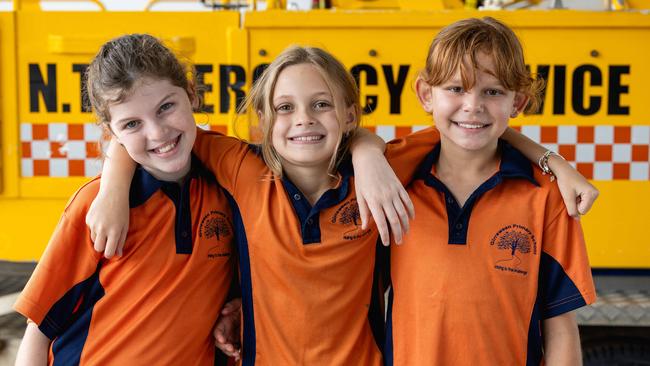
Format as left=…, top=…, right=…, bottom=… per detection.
left=273, top=91, right=332, bottom=102
left=115, top=92, right=177, bottom=124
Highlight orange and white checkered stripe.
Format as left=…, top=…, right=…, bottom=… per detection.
left=20, top=123, right=227, bottom=178
left=366, top=124, right=650, bottom=181
left=20, top=123, right=650, bottom=180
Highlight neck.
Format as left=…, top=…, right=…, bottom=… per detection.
left=435, top=138, right=499, bottom=206
left=282, top=164, right=338, bottom=206
left=437, top=138, right=499, bottom=176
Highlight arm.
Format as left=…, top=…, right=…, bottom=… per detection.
left=350, top=128, right=414, bottom=246
left=542, top=311, right=582, bottom=366
left=15, top=322, right=50, bottom=366
left=85, top=139, right=136, bottom=257
left=213, top=298, right=242, bottom=361
left=502, top=127, right=599, bottom=217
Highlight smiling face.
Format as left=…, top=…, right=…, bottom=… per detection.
left=108, top=77, right=197, bottom=183
left=417, top=52, right=527, bottom=155
left=270, top=63, right=354, bottom=175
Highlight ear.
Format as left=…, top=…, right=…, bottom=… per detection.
left=510, top=93, right=529, bottom=118
left=343, top=104, right=358, bottom=133
left=186, top=80, right=200, bottom=111
left=415, top=77, right=434, bottom=113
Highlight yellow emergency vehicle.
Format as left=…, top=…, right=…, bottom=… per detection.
left=0, top=0, right=648, bottom=363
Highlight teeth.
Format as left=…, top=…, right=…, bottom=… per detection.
left=457, top=122, right=485, bottom=129
left=292, top=135, right=322, bottom=141
left=154, top=139, right=177, bottom=154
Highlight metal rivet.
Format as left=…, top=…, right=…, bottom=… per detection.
left=590, top=50, right=599, bottom=58
left=369, top=49, right=377, bottom=57
left=259, top=49, right=267, bottom=57
left=293, top=193, right=301, bottom=200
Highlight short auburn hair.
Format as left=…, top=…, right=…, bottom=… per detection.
left=420, top=17, right=543, bottom=113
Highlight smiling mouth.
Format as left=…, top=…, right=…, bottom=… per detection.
left=289, top=135, right=324, bottom=142
left=452, top=121, right=488, bottom=129
left=151, top=135, right=181, bottom=154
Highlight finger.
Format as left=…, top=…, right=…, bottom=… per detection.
left=118, top=229, right=127, bottom=257
left=399, top=189, right=415, bottom=220
left=393, top=197, right=410, bottom=234
left=356, top=195, right=370, bottom=230
left=104, top=233, right=118, bottom=259
left=384, top=206, right=403, bottom=245
left=93, top=232, right=107, bottom=254
left=578, top=191, right=596, bottom=215
left=89, top=228, right=97, bottom=244
left=368, top=203, right=389, bottom=246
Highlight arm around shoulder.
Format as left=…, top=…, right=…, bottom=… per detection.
left=15, top=322, right=51, bottom=366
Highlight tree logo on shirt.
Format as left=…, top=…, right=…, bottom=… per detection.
left=490, top=224, right=537, bottom=276
left=331, top=199, right=372, bottom=240
left=200, top=210, right=232, bottom=259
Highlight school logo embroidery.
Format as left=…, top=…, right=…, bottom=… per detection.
left=490, top=224, right=537, bottom=276
left=199, top=210, right=232, bottom=259
left=331, top=199, right=372, bottom=240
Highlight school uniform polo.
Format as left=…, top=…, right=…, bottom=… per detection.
left=15, top=157, right=235, bottom=365
left=192, top=128, right=437, bottom=366
left=385, top=139, right=596, bottom=366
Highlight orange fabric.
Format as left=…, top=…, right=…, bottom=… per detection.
left=192, top=128, right=440, bottom=365
left=389, top=141, right=596, bottom=365
left=15, top=173, right=234, bottom=365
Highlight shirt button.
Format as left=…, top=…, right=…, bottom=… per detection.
left=293, top=193, right=301, bottom=201
left=307, top=219, right=314, bottom=225
left=181, top=231, right=188, bottom=238
left=447, top=197, right=454, bottom=204
left=455, top=223, right=463, bottom=230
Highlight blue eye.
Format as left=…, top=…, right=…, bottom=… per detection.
left=159, top=102, right=174, bottom=112
left=124, top=120, right=140, bottom=130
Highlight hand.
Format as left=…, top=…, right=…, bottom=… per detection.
left=213, top=298, right=242, bottom=361
left=549, top=155, right=599, bottom=218
left=353, top=153, right=415, bottom=246
left=86, top=191, right=129, bottom=258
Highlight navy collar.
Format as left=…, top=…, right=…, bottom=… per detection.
left=129, top=154, right=215, bottom=208
left=414, top=139, right=539, bottom=187
left=281, top=155, right=355, bottom=245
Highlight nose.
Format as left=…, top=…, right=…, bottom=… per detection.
left=294, top=107, right=316, bottom=127
left=144, top=119, right=170, bottom=141
left=462, top=93, right=485, bottom=113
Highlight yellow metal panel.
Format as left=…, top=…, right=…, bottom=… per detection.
left=0, top=12, right=19, bottom=198
left=581, top=182, right=650, bottom=268
left=0, top=198, right=67, bottom=261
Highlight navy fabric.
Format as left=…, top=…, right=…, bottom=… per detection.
left=223, top=191, right=256, bottom=366
left=526, top=298, right=544, bottom=366
left=414, top=141, right=539, bottom=245
left=44, top=263, right=105, bottom=366
left=130, top=155, right=215, bottom=254
left=384, top=286, right=395, bottom=366
left=539, top=252, right=588, bottom=319
left=368, top=240, right=388, bottom=354
left=281, top=157, right=355, bottom=245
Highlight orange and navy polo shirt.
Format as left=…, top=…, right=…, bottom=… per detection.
left=385, top=140, right=596, bottom=366
left=15, top=157, right=235, bottom=365
left=192, top=129, right=435, bottom=366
